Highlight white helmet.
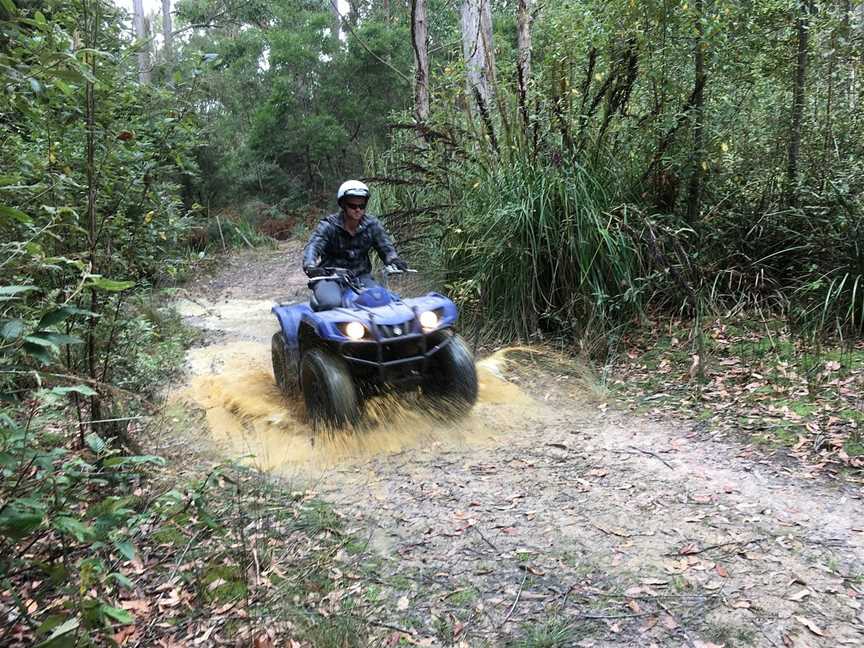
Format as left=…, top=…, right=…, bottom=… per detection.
left=337, top=180, right=370, bottom=204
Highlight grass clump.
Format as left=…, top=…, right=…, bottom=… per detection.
left=512, top=617, right=578, bottom=648
left=441, top=154, right=642, bottom=341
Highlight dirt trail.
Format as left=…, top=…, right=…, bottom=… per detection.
left=171, top=243, right=863, bottom=647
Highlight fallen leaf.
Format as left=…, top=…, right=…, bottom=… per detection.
left=207, top=578, right=227, bottom=591
left=112, top=626, right=138, bottom=646
left=788, top=589, right=811, bottom=602
left=157, top=589, right=182, bottom=609
left=678, top=543, right=701, bottom=555
left=119, top=599, right=151, bottom=617
left=639, top=616, right=658, bottom=633
left=520, top=565, right=544, bottom=576
left=253, top=632, right=274, bottom=648
left=795, top=615, right=826, bottom=637
left=397, top=596, right=410, bottom=611
left=715, top=564, right=729, bottom=578
left=660, top=614, right=679, bottom=630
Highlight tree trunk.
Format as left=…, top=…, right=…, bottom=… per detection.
left=516, top=0, right=533, bottom=130
left=329, top=0, right=341, bottom=44
left=460, top=0, right=496, bottom=116
left=787, top=1, right=812, bottom=204
left=162, top=0, right=173, bottom=65
left=479, top=0, right=496, bottom=86
left=685, top=0, right=706, bottom=223
left=132, top=0, right=151, bottom=83
left=411, top=0, right=430, bottom=123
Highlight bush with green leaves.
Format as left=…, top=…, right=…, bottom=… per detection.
left=0, top=393, right=165, bottom=645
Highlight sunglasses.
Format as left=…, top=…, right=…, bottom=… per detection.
left=343, top=202, right=367, bottom=211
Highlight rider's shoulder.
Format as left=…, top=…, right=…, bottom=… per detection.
left=317, top=213, right=341, bottom=229
left=362, top=214, right=383, bottom=228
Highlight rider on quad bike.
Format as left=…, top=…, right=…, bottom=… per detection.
left=273, top=179, right=477, bottom=427
left=302, top=180, right=408, bottom=309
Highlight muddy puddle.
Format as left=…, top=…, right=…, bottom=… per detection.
left=173, top=340, right=537, bottom=475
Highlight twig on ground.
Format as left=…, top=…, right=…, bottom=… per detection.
left=472, top=525, right=499, bottom=552
left=591, top=523, right=655, bottom=538
left=666, top=537, right=766, bottom=557
left=168, top=530, right=202, bottom=582
left=361, top=617, right=416, bottom=635
left=621, top=445, right=676, bottom=469
left=500, top=571, right=528, bottom=628
left=578, top=611, right=653, bottom=620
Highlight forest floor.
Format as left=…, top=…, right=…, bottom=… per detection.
left=158, top=242, right=864, bottom=647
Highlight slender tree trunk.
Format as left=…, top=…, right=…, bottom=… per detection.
left=84, top=1, right=103, bottom=437
left=132, top=0, right=151, bottom=83
left=162, top=0, right=173, bottom=65
left=479, top=0, right=496, bottom=87
left=787, top=1, right=812, bottom=204
left=329, top=0, right=341, bottom=44
left=516, top=0, right=533, bottom=130
left=686, top=0, right=706, bottom=223
left=411, top=0, right=430, bottom=123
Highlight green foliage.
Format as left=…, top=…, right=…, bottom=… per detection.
left=176, top=0, right=413, bottom=208
left=0, top=400, right=162, bottom=644
left=363, top=0, right=864, bottom=343
left=442, top=153, right=642, bottom=338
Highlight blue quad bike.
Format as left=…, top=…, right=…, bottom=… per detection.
left=270, top=267, right=478, bottom=426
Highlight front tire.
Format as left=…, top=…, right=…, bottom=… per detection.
left=271, top=332, right=297, bottom=396
left=301, top=348, right=359, bottom=426
left=423, top=335, right=478, bottom=417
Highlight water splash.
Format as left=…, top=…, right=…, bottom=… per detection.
left=173, top=340, right=534, bottom=474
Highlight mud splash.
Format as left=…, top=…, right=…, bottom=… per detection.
left=173, top=342, right=535, bottom=474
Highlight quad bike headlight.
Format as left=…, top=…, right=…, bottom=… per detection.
left=419, top=310, right=439, bottom=331
left=344, top=321, right=366, bottom=340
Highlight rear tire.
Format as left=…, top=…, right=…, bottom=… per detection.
left=301, top=348, right=359, bottom=426
left=423, top=335, right=478, bottom=418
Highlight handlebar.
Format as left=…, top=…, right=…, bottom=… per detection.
left=307, top=266, right=416, bottom=282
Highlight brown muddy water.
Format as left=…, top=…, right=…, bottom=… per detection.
left=172, top=338, right=536, bottom=476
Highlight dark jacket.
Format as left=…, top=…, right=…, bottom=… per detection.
left=302, top=212, right=398, bottom=276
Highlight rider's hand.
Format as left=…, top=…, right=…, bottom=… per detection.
left=305, top=266, right=327, bottom=278
left=390, top=258, right=409, bottom=272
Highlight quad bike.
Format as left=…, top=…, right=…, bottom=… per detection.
left=270, top=267, right=478, bottom=426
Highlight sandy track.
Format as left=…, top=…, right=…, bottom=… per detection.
left=173, top=243, right=864, bottom=647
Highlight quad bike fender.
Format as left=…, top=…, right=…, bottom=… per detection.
left=272, top=303, right=313, bottom=351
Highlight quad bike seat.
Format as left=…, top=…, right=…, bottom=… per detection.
left=309, top=292, right=325, bottom=312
